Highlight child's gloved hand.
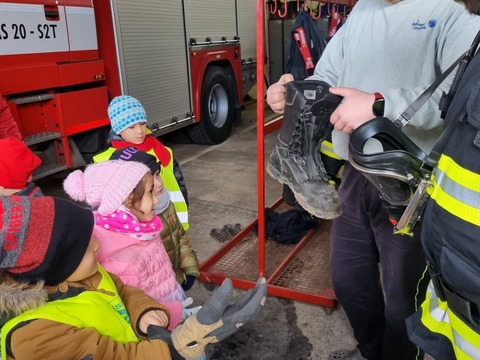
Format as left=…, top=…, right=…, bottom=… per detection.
left=182, top=275, right=197, bottom=291
left=147, top=277, right=267, bottom=360
left=181, top=297, right=202, bottom=321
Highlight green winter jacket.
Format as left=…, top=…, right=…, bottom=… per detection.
left=159, top=201, right=200, bottom=285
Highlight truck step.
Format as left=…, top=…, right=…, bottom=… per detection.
left=33, top=163, right=68, bottom=181
left=25, top=132, right=62, bottom=146
left=11, top=94, right=55, bottom=105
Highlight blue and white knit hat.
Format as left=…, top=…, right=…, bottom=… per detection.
left=108, top=95, right=148, bottom=135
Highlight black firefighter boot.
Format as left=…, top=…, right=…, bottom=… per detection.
left=267, top=80, right=343, bottom=219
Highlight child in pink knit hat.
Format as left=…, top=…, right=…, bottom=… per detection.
left=63, top=160, right=199, bottom=331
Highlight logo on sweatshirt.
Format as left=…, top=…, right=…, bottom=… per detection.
left=411, top=19, right=436, bottom=30
left=411, top=21, right=426, bottom=30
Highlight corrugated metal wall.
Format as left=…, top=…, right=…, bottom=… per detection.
left=237, top=0, right=257, bottom=62
left=111, top=0, right=191, bottom=130
left=186, top=0, right=237, bottom=42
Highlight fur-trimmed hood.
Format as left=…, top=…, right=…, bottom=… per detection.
left=0, top=276, right=47, bottom=327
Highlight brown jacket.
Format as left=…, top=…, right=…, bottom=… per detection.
left=1, top=271, right=176, bottom=360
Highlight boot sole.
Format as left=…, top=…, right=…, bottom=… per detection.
left=267, top=162, right=341, bottom=220
left=295, top=191, right=342, bottom=220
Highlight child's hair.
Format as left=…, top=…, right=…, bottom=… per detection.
left=0, top=137, right=41, bottom=190
left=63, top=160, right=150, bottom=216
left=126, top=175, right=147, bottom=207
left=108, top=95, right=147, bottom=135
left=0, top=195, right=94, bottom=285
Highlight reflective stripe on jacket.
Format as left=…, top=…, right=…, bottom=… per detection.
left=418, top=282, right=480, bottom=359
left=407, top=50, right=480, bottom=359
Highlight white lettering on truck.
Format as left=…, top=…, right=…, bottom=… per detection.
left=0, top=3, right=95, bottom=55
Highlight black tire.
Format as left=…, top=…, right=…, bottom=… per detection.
left=164, top=128, right=193, bottom=144
left=188, top=65, right=234, bottom=145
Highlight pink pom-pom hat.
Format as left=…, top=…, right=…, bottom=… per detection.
left=63, top=160, right=150, bottom=216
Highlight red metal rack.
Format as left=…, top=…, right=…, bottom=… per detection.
left=198, top=0, right=336, bottom=311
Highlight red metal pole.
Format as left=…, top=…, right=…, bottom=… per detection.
left=256, top=0, right=266, bottom=277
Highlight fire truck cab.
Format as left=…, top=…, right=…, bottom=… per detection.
left=0, top=0, right=257, bottom=178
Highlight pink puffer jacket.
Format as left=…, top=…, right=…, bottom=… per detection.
left=93, top=225, right=185, bottom=330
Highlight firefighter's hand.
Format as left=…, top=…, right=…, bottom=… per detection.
left=329, top=87, right=377, bottom=134
left=147, top=277, right=267, bottom=360
left=267, top=74, right=294, bottom=113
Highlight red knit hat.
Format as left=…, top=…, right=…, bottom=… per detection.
left=0, top=138, right=41, bottom=189
left=0, top=196, right=94, bottom=285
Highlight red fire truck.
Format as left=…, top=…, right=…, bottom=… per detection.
left=0, top=0, right=257, bottom=178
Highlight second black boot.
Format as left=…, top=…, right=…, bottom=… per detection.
left=267, top=80, right=342, bottom=219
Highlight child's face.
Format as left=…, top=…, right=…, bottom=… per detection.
left=152, top=170, right=164, bottom=196
left=130, top=172, right=159, bottom=222
left=66, top=237, right=99, bottom=282
left=119, top=122, right=147, bottom=144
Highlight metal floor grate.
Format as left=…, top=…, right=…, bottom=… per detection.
left=200, top=204, right=335, bottom=308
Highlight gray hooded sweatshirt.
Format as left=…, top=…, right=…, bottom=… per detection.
left=312, top=0, right=480, bottom=159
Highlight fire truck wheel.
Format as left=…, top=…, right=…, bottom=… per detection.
left=188, top=66, right=234, bottom=145
left=167, top=128, right=193, bottom=144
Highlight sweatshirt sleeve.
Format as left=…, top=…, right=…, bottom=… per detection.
left=173, top=209, right=200, bottom=278
left=8, top=318, right=174, bottom=360
left=0, top=96, right=22, bottom=140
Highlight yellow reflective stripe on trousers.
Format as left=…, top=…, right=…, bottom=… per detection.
left=420, top=282, right=480, bottom=359
left=431, top=155, right=480, bottom=226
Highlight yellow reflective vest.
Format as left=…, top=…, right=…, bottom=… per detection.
left=1, top=266, right=138, bottom=360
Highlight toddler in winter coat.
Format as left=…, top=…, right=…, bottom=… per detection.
left=0, top=195, right=267, bottom=360
left=63, top=160, right=198, bottom=331
left=0, top=137, right=43, bottom=197
left=93, top=95, right=190, bottom=230
left=109, top=147, right=200, bottom=290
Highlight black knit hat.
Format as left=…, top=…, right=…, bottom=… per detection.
left=110, top=146, right=160, bottom=175
left=0, top=196, right=95, bottom=285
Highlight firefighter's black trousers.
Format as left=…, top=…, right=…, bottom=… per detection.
left=330, top=163, right=429, bottom=360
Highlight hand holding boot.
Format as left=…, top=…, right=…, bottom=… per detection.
left=267, top=74, right=294, bottom=113
left=329, top=87, right=380, bottom=134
